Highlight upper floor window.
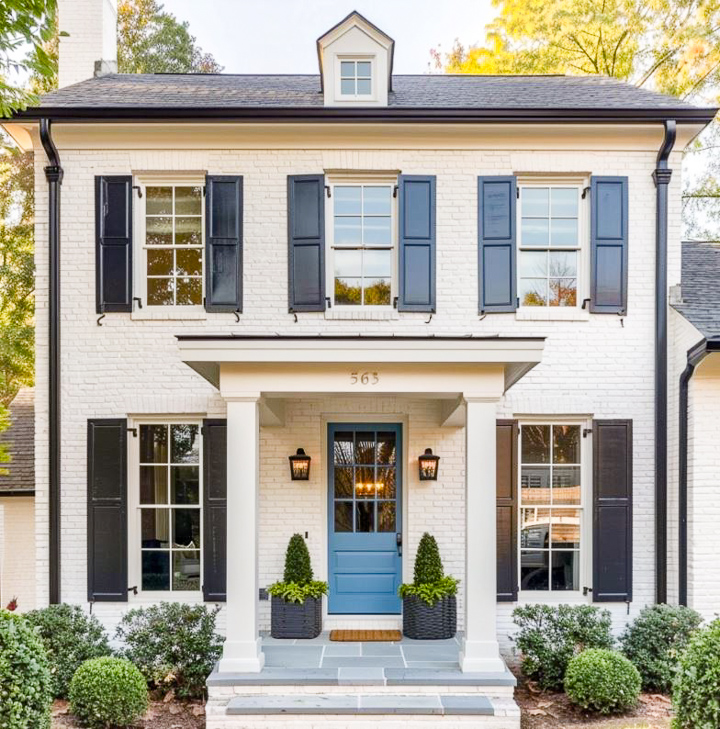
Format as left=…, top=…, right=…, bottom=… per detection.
left=139, top=179, right=204, bottom=307
left=340, top=59, right=373, bottom=97
left=518, top=184, right=585, bottom=308
left=328, top=182, right=394, bottom=307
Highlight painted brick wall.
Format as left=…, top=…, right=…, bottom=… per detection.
left=0, top=497, right=36, bottom=612
left=32, top=135, right=684, bottom=643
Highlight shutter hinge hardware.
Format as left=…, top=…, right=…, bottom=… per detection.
left=133, top=297, right=142, bottom=310
left=233, top=310, right=240, bottom=323
left=583, top=586, right=593, bottom=596
left=516, top=187, right=520, bottom=199
left=96, top=314, right=105, bottom=327
left=325, top=296, right=332, bottom=309
left=127, top=427, right=138, bottom=438
left=425, top=313, right=433, bottom=324
left=325, top=185, right=331, bottom=198
left=583, top=428, right=593, bottom=438
left=581, top=298, right=591, bottom=310
left=132, top=185, right=143, bottom=198
left=393, top=185, right=399, bottom=198
left=393, top=296, right=398, bottom=309
left=581, top=186, right=591, bottom=199
left=128, top=585, right=138, bottom=596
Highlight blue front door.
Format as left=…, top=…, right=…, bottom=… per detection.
left=328, top=424, right=402, bottom=614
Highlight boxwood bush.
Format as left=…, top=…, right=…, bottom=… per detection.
left=115, top=602, right=223, bottom=698
left=672, top=618, right=720, bottom=729
left=512, top=604, right=614, bottom=691
left=0, top=610, right=53, bottom=729
left=621, top=604, right=702, bottom=693
left=69, top=657, right=147, bottom=729
left=25, top=603, right=111, bottom=698
left=565, top=648, right=641, bottom=714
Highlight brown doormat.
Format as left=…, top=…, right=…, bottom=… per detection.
left=329, top=629, right=402, bottom=642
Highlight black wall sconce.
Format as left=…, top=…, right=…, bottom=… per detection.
left=418, top=448, right=440, bottom=481
left=289, top=448, right=311, bottom=480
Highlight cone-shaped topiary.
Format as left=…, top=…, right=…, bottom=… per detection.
left=283, top=533, right=313, bottom=585
left=413, top=533, right=444, bottom=585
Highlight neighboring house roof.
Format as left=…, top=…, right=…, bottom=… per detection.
left=674, top=240, right=720, bottom=338
left=0, top=387, right=35, bottom=494
left=15, top=73, right=717, bottom=121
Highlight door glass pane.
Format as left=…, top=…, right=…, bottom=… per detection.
left=171, top=466, right=199, bottom=504
left=355, top=466, right=375, bottom=499
left=377, top=502, right=395, bottom=532
left=355, top=432, right=375, bottom=464
left=356, top=501, right=374, bottom=532
left=521, top=466, right=550, bottom=504
left=334, top=432, right=354, bottom=464
left=142, top=551, right=169, bottom=591
left=334, top=467, right=354, bottom=498
left=173, top=551, right=201, bottom=591
left=141, top=509, right=169, bottom=547
left=335, top=502, right=353, bottom=532
left=140, top=425, right=168, bottom=463
left=376, top=432, right=396, bottom=464
left=140, top=466, right=168, bottom=504
left=521, top=550, right=549, bottom=590
left=173, top=509, right=200, bottom=548
left=552, top=551, right=579, bottom=590
left=171, top=424, right=199, bottom=463
left=376, top=467, right=396, bottom=499
left=522, top=425, right=550, bottom=463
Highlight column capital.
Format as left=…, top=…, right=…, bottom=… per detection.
left=463, top=394, right=501, bottom=405
left=224, top=392, right=262, bottom=403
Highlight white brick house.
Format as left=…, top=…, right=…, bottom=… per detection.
left=3, top=2, right=719, bottom=725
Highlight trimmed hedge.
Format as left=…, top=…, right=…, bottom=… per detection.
left=0, top=610, right=53, bottom=729
left=565, top=649, right=641, bottom=714
left=69, top=657, right=148, bottom=729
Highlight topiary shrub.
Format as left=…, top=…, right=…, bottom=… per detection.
left=565, top=648, right=641, bottom=714
left=25, top=603, right=111, bottom=698
left=512, top=604, right=614, bottom=691
left=413, top=533, right=444, bottom=584
left=621, top=604, right=702, bottom=693
left=69, top=657, right=147, bottom=729
left=0, top=609, right=53, bottom=729
left=115, top=602, right=223, bottom=699
left=283, top=533, right=313, bottom=584
left=672, top=618, right=720, bottom=729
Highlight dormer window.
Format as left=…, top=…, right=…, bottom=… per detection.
left=340, top=60, right=372, bottom=97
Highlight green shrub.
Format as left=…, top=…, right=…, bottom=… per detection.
left=0, top=609, right=53, bottom=729
left=621, top=604, right=702, bottom=693
left=512, top=604, right=614, bottom=691
left=25, top=603, right=111, bottom=698
left=398, top=533, right=459, bottom=606
left=115, top=602, right=223, bottom=699
left=69, top=657, right=147, bottom=729
left=565, top=649, right=641, bottom=714
left=672, top=618, right=720, bottom=729
left=268, top=534, right=328, bottom=605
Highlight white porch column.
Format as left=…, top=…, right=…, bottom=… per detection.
left=459, top=396, right=505, bottom=673
left=218, top=396, right=265, bottom=673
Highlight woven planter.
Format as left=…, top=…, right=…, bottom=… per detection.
left=271, top=595, right=322, bottom=639
left=402, top=594, right=457, bottom=640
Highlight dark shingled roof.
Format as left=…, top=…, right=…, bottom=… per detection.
left=23, top=72, right=715, bottom=116
left=0, top=388, right=34, bottom=494
left=675, top=240, right=720, bottom=338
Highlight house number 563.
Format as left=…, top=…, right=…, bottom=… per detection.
left=350, top=371, right=379, bottom=385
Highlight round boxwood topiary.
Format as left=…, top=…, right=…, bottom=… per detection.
left=24, top=603, right=111, bottom=698
left=69, top=657, right=148, bottom=729
left=672, top=618, right=720, bottom=729
left=564, top=648, right=641, bottom=715
left=621, top=603, right=702, bottom=693
left=0, top=610, right=53, bottom=729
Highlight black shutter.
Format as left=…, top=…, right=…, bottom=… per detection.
left=95, top=176, right=133, bottom=313
left=478, top=176, right=517, bottom=313
left=87, top=419, right=128, bottom=602
left=593, top=419, right=633, bottom=602
left=288, top=175, right=326, bottom=312
left=590, top=176, right=629, bottom=314
left=205, top=176, right=243, bottom=312
left=497, top=420, right=518, bottom=601
left=398, top=175, right=436, bottom=312
left=203, top=419, right=227, bottom=601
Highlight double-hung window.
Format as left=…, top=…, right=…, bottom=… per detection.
left=139, top=178, right=204, bottom=308
left=329, top=181, right=395, bottom=308
left=133, top=421, right=202, bottom=595
left=518, top=184, right=584, bottom=307
left=519, top=423, right=586, bottom=593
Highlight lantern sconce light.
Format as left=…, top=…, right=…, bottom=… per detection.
left=289, top=448, right=311, bottom=481
left=418, top=448, right=440, bottom=481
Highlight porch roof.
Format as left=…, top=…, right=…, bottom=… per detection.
left=175, top=334, right=545, bottom=393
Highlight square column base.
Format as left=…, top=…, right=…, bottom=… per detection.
left=459, top=639, right=506, bottom=673
left=218, top=637, right=265, bottom=673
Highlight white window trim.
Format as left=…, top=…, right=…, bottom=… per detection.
left=335, top=55, right=376, bottom=101
left=517, top=417, right=593, bottom=603
left=325, top=175, right=397, bottom=312
left=132, top=174, right=206, bottom=319
left=516, top=176, right=590, bottom=315
left=127, top=416, right=204, bottom=600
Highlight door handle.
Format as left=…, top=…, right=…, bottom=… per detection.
left=396, top=532, right=402, bottom=556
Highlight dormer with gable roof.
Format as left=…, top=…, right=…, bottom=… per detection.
left=316, top=11, right=394, bottom=107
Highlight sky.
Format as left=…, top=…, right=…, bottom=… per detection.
left=161, top=0, right=495, bottom=75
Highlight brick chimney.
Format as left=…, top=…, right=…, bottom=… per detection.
left=58, top=0, right=118, bottom=88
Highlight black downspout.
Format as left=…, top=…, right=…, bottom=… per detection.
left=653, top=119, right=676, bottom=605
left=39, top=119, right=63, bottom=605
